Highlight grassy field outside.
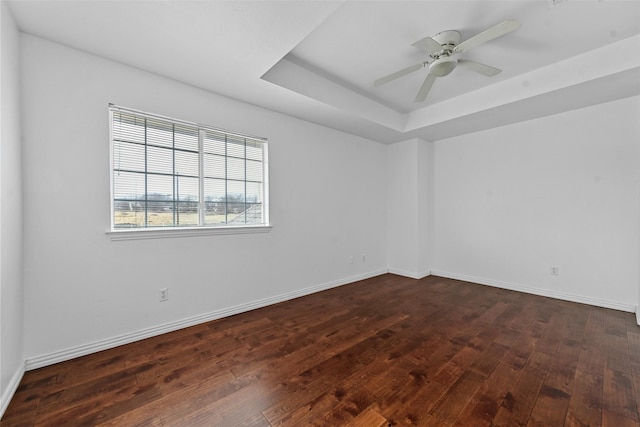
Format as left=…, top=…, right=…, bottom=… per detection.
left=115, top=211, right=242, bottom=227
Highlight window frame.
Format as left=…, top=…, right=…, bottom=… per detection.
left=106, top=105, right=271, bottom=240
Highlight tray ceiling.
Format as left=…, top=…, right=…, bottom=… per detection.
left=8, top=0, right=640, bottom=144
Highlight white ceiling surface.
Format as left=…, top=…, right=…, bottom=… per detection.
left=7, top=0, right=640, bottom=144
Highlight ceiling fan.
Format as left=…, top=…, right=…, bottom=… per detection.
left=374, top=20, right=520, bottom=103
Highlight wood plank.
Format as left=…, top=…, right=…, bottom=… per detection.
left=470, top=342, right=510, bottom=377
left=453, top=363, right=520, bottom=427
left=543, top=345, right=580, bottom=394
left=526, top=384, right=571, bottom=427
left=525, top=350, right=552, bottom=379
left=604, top=309, right=628, bottom=338
left=602, top=367, right=639, bottom=423
left=34, top=364, right=156, bottom=425
left=431, top=345, right=483, bottom=387
left=38, top=382, right=163, bottom=426
left=383, top=380, right=448, bottom=426
left=428, top=370, right=486, bottom=424
left=565, top=371, right=603, bottom=427
left=602, top=408, right=640, bottom=427
left=344, top=405, right=388, bottom=427
left=502, top=329, right=538, bottom=370
left=356, top=358, right=431, bottom=418
left=564, top=308, right=607, bottom=427
left=491, top=370, right=546, bottom=426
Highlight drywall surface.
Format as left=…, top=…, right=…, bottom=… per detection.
left=433, top=96, right=640, bottom=310
left=386, top=138, right=433, bottom=278
left=21, top=34, right=387, bottom=362
left=0, top=0, right=25, bottom=415
left=418, top=140, right=435, bottom=277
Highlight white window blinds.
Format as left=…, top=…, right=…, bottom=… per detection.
left=110, top=105, right=268, bottom=230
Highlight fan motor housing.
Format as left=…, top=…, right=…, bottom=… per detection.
left=431, top=30, right=461, bottom=52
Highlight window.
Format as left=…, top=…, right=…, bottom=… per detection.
left=109, top=105, right=269, bottom=236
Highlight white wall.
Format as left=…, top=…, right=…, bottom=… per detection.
left=433, top=96, right=640, bottom=311
left=0, top=0, right=25, bottom=415
left=418, top=140, right=435, bottom=276
left=20, top=34, right=388, bottom=365
left=12, top=25, right=640, bottom=381
left=386, top=138, right=433, bottom=278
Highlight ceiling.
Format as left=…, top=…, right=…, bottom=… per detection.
left=7, top=0, right=640, bottom=144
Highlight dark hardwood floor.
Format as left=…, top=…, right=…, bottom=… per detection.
left=3, top=274, right=639, bottom=426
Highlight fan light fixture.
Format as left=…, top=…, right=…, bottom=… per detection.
left=429, top=57, right=457, bottom=77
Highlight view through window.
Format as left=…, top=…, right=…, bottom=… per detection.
left=110, top=105, right=268, bottom=230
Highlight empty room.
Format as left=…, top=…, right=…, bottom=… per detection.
left=1, top=0, right=639, bottom=425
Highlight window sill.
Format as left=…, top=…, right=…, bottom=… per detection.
left=106, top=225, right=272, bottom=241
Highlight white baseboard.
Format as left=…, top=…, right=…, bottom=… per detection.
left=25, top=269, right=388, bottom=371
left=636, top=307, right=640, bottom=326
left=387, top=268, right=431, bottom=280
left=430, top=270, right=637, bottom=313
left=0, top=362, right=25, bottom=419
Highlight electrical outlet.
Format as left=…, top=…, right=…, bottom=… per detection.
left=159, top=288, right=169, bottom=302
left=551, top=267, right=559, bottom=276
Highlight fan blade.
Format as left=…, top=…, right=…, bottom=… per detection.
left=453, top=19, right=520, bottom=53
left=374, top=62, right=425, bottom=87
left=412, top=36, right=442, bottom=55
left=457, top=59, right=502, bottom=76
left=414, top=73, right=437, bottom=103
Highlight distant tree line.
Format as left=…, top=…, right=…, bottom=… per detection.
left=115, top=193, right=260, bottom=214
